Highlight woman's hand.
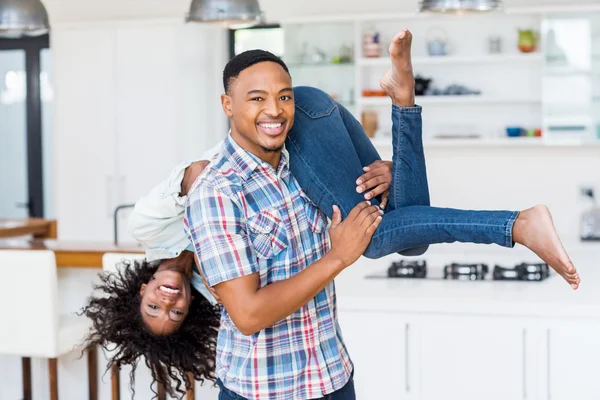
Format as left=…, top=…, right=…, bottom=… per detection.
left=356, top=160, right=392, bottom=209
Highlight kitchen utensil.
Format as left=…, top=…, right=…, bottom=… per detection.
left=415, top=75, right=432, bottom=96
left=363, top=31, right=381, bottom=58
left=361, top=110, right=378, bottom=138
left=362, top=89, right=387, bottom=97
left=427, top=27, right=449, bottom=56
left=488, top=36, right=502, bottom=54
left=581, top=188, right=600, bottom=241
left=506, top=127, right=522, bottom=137
left=518, top=29, right=538, bottom=53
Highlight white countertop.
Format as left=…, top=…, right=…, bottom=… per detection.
left=335, top=242, right=600, bottom=319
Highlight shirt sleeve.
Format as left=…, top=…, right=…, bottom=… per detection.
left=127, top=142, right=223, bottom=259
left=128, top=161, right=193, bottom=251
left=185, top=185, right=259, bottom=287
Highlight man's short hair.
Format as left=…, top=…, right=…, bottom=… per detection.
left=223, top=49, right=290, bottom=93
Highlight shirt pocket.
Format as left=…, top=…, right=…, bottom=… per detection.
left=299, top=191, right=329, bottom=233
left=247, top=208, right=288, bottom=259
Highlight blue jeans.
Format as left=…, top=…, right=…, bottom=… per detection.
left=287, top=87, right=519, bottom=258
left=216, top=373, right=356, bottom=400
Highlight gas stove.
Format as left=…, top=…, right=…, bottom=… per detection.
left=383, top=260, right=551, bottom=282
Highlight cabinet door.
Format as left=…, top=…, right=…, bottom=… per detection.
left=52, top=27, right=118, bottom=241
left=419, top=316, right=529, bottom=400
left=338, top=310, right=414, bottom=399
left=114, top=24, right=181, bottom=244
left=114, top=24, right=228, bottom=244
left=546, top=321, right=600, bottom=400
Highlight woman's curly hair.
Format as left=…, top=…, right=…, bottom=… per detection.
left=80, top=259, right=220, bottom=398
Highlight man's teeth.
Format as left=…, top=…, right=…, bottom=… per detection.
left=159, top=285, right=180, bottom=294
left=260, top=123, right=282, bottom=129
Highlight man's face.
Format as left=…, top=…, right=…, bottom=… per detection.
left=139, top=267, right=193, bottom=336
left=221, top=61, right=295, bottom=161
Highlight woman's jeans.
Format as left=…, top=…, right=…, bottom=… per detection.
left=286, top=88, right=518, bottom=258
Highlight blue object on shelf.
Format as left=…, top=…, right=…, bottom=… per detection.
left=506, top=127, right=522, bottom=137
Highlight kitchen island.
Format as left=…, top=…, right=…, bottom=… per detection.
left=334, top=242, right=600, bottom=400
left=0, top=239, right=143, bottom=268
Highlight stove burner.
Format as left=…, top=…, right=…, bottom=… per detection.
left=493, top=262, right=550, bottom=281
left=388, top=260, right=427, bottom=278
left=443, top=263, right=489, bottom=280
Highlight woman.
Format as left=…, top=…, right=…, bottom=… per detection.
left=82, top=30, right=579, bottom=398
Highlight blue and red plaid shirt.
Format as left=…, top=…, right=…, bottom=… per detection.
left=185, top=135, right=353, bottom=399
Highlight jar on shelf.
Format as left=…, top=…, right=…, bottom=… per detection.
left=361, top=109, right=378, bottom=138
left=363, top=31, right=381, bottom=58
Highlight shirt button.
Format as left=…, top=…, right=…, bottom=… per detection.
left=160, top=193, right=165, bottom=198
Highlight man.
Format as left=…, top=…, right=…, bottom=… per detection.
left=184, top=49, right=382, bottom=400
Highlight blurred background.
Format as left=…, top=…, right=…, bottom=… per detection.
left=1, top=0, right=599, bottom=399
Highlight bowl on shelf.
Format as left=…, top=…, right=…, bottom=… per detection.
left=505, top=127, right=523, bottom=137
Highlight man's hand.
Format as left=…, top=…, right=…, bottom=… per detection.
left=180, top=160, right=210, bottom=196
left=356, top=160, right=392, bottom=209
left=193, top=253, right=221, bottom=304
left=328, top=202, right=383, bottom=267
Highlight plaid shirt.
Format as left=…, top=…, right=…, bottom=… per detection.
left=185, top=135, right=352, bottom=400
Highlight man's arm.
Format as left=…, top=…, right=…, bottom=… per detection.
left=186, top=186, right=382, bottom=336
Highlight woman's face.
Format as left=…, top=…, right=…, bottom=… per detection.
left=139, top=258, right=194, bottom=335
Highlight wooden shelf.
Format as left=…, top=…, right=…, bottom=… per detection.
left=358, top=53, right=543, bottom=66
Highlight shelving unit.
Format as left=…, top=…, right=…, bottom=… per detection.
left=280, top=6, right=600, bottom=148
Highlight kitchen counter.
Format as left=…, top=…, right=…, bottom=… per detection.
left=335, top=242, right=600, bottom=319
left=0, top=238, right=143, bottom=268
left=0, top=218, right=57, bottom=238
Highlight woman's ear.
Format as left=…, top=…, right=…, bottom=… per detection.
left=139, top=283, right=147, bottom=296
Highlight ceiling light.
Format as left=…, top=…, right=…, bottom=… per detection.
left=419, top=0, right=503, bottom=13
left=0, top=0, right=49, bottom=38
left=186, top=0, right=263, bottom=27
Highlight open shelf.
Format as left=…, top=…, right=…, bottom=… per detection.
left=359, top=95, right=541, bottom=106
left=358, top=53, right=543, bottom=67
left=370, top=136, right=600, bottom=148
left=287, top=62, right=354, bottom=68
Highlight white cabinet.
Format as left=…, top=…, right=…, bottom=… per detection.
left=418, top=316, right=530, bottom=400
left=545, top=321, right=600, bottom=400
left=52, top=27, right=118, bottom=241
left=337, top=310, right=544, bottom=400
left=52, top=21, right=228, bottom=243
left=338, top=310, right=416, bottom=399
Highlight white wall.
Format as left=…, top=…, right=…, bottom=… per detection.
left=377, top=145, right=600, bottom=242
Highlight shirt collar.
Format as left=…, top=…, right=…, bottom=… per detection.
left=222, top=134, right=291, bottom=182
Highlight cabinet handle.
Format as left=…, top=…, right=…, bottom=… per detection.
left=523, top=328, right=527, bottom=399
left=405, top=323, right=410, bottom=393
left=547, top=329, right=551, bottom=400
left=106, top=176, right=114, bottom=218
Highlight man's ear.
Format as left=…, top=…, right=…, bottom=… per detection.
left=221, top=94, right=233, bottom=117
left=140, top=283, right=147, bottom=296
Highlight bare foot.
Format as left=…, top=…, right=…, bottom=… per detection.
left=513, top=205, right=580, bottom=290
left=380, top=29, right=415, bottom=107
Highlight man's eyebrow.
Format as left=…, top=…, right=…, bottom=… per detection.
left=247, top=89, right=268, bottom=95
left=246, top=88, right=293, bottom=95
